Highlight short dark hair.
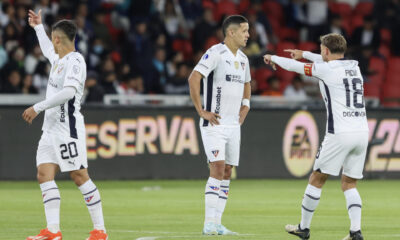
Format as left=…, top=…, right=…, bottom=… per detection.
left=52, top=20, right=77, bottom=42
left=320, top=33, right=347, bottom=54
left=222, top=15, right=248, bottom=37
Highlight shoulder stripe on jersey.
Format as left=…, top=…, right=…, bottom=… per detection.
left=203, top=71, right=214, bottom=127
left=68, top=96, right=78, bottom=139
left=322, top=81, right=334, bottom=134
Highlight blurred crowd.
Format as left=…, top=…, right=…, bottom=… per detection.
left=0, top=0, right=399, bottom=104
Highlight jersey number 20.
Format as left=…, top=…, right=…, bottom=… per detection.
left=60, top=142, right=79, bottom=159
left=343, top=78, right=364, bottom=108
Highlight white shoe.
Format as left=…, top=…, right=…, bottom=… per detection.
left=216, top=224, right=237, bottom=235
left=202, top=222, right=218, bottom=235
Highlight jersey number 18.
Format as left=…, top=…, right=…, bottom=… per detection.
left=343, top=78, right=364, bottom=109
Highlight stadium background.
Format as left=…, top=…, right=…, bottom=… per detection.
left=1, top=1, right=400, bottom=239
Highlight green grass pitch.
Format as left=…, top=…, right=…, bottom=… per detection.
left=0, top=179, right=399, bottom=240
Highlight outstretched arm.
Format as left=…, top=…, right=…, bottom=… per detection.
left=28, top=9, right=58, bottom=63
left=285, top=49, right=323, bottom=62
left=264, top=54, right=306, bottom=75
left=22, top=87, right=76, bottom=124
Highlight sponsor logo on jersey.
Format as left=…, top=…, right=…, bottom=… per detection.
left=234, top=61, right=239, bottom=69
left=85, top=195, right=94, bottom=203
left=60, top=104, right=65, bottom=122
left=282, top=111, right=319, bottom=177
left=343, top=111, right=366, bottom=117
left=215, top=87, right=222, bottom=114
left=241, top=62, right=245, bottom=70
left=226, top=75, right=244, bottom=83
left=211, top=150, right=219, bottom=157
left=209, top=186, right=219, bottom=191
left=304, top=63, right=313, bottom=76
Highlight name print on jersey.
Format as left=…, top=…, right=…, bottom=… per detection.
left=60, top=104, right=65, bottom=122
left=215, top=87, right=222, bottom=114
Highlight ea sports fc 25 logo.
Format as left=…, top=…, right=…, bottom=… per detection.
left=283, top=111, right=319, bottom=177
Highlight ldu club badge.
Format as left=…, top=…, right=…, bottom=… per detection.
left=234, top=61, right=239, bottom=69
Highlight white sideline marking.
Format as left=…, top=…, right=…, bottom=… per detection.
left=136, top=237, right=159, bottom=240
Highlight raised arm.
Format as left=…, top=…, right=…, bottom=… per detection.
left=28, top=9, right=58, bottom=63
left=285, top=49, right=323, bottom=62
left=264, top=54, right=306, bottom=75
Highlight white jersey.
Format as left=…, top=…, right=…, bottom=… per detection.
left=194, top=43, right=251, bottom=127
left=35, top=24, right=86, bottom=139
left=303, top=53, right=369, bottom=134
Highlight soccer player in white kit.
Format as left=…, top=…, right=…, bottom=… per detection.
left=264, top=33, right=368, bottom=240
left=188, top=15, right=251, bottom=235
left=22, top=10, right=108, bottom=240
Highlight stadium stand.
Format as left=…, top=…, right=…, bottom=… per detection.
left=0, top=0, right=398, bottom=106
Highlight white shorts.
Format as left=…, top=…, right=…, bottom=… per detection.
left=200, top=125, right=241, bottom=166
left=36, top=131, right=88, bottom=172
left=313, top=131, right=368, bottom=179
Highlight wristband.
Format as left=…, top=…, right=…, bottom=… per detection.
left=242, top=99, right=250, bottom=108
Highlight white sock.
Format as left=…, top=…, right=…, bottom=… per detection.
left=40, top=180, right=60, bottom=233
left=300, top=184, right=322, bottom=229
left=204, top=177, right=221, bottom=224
left=79, top=179, right=106, bottom=232
left=344, top=188, right=362, bottom=232
left=215, top=179, right=230, bottom=224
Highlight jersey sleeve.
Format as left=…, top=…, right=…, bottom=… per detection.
left=34, top=24, right=59, bottom=64
left=193, top=49, right=219, bottom=78
left=63, top=57, right=85, bottom=90
left=302, top=51, right=323, bottom=62
left=305, top=62, right=331, bottom=80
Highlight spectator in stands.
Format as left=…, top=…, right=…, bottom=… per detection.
left=3, top=47, right=25, bottom=76
left=192, top=8, right=216, bottom=52
left=165, top=62, right=190, bottom=94
left=166, top=51, right=184, bottom=78
left=262, top=76, right=282, bottom=96
left=25, top=45, right=45, bottom=75
left=292, top=0, right=328, bottom=42
left=3, top=23, right=19, bottom=52
left=250, top=0, right=275, bottom=42
left=148, top=47, right=168, bottom=93
left=119, top=73, right=144, bottom=95
left=178, top=0, right=203, bottom=29
left=75, top=16, right=91, bottom=57
left=126, top=20, right=153, bottom=81
left=84, top=71, right=105, bottom=103
left=101, top=71, right=120, bottom=94
left=157, top=0, right=188, bottom=38
left=0, top=37, right=8, bottom=70
left=351, top=15, right=381, bottom=50
left=33, top=61, right=50, bottom=94
left=243, top=23, right=263, bottom=58
left=92, top=9, right=112, bottom=50
left=247, top=10, right=269, bottom=48
left=323, top=14, right=348, bottom=40
left=2, top=69, right=22, bottom=93
left=21, top=74, right=38, bottom=94
left=283, top=76, right=307, bottom=100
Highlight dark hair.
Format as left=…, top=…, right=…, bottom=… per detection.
left=222, top=15, right=248, bottom=37
left=52, top=20, right=77, bottom=42
left=320, top=33, right=347, bottom=54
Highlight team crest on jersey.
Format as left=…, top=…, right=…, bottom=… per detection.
left=85, top=195, right=94, bottom=203
left=234, top=61, right=239, bottom=69
left=211, top=150, right=219, bottom=157
left=241, top=62, right=245, bottom=70
left=73, top=65, right=80, bottom=74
